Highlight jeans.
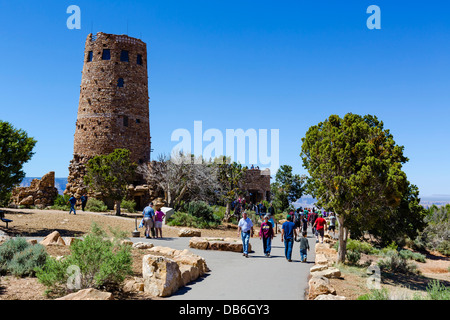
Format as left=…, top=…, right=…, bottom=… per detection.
left=69, top=205, right=76, bottom=214
left=241, top=231, right=250, bottom=254
left=284, top=238, right=293, bottom=260
left=262, top=237, right=272, bottom=255
left=300, top=249, right=307, bottom=261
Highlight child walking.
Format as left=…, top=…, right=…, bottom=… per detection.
left=299, top=232, right=310, bottom=262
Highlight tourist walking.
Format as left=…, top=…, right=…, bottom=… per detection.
left=80, top=194, right=88, bottom=211
left=259, top=214, right=274, bottom=257
left=299, top=231, right=310, bottom=262
left=328, top=212, right=337, bottom=237
left=238, top=211, right=253, bottom=258
left=154, top=208, right=165, bottom=238
left=142, top=202, right=155, bottom=239
left=281, top=214, right=297, bottom=262
left=67, top=195, right=77, bottom=215
left=313, top=213, right=327, bottom=243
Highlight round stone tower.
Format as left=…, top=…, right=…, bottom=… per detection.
left=65, top=32, right=150, bottom=197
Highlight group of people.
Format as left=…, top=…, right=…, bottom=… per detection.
left=141, top=202, right=166, bottom=239
left=237, top=207, right=337, bottom=262
left=67, top=193, right=88, bottom=215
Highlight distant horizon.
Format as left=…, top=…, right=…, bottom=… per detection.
left=19, top=176, right=450, bottom=201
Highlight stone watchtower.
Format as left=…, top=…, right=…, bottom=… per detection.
left=65, top=32, right=150, bottom=197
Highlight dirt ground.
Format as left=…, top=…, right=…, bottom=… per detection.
left=0, top=207, right=239, bottom=300
left=1, top=208, right=449, bottom=300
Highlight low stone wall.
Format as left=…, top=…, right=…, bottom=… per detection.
left=308, top=233, right=346, bottom=300
left=189, top=236, right=251, bottom=253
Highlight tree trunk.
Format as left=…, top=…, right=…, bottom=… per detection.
left=114, top=200, right=122, bottom=216
left=223, top=201, right=232, bottom=222
left=337, top=214, right=347, bottom=263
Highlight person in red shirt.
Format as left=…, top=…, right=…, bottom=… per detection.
left=313, top=213, right=327, bottom=243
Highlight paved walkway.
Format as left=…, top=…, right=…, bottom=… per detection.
left=1, top=224, right=317, bottom=300
left=146, top=232, right=317, bottom=300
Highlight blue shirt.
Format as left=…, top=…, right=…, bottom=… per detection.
left=238, top=217, right=253, bottom=233
left=69, top=197, right=77, bottom=205
left=143, top=206, right=155, bottom=219
left=282, top=221, right=296, bottom=240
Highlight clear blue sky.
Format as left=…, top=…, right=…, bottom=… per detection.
left=1, top=1, right=449, bottom=197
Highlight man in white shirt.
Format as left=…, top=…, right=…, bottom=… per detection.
left=238, top=211, right=253, bottom=257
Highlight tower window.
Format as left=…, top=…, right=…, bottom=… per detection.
left=120, top=50, right=129, bottom=62
left=136, top=119, right=141, bottom=124
left=123, top=115, right=129, bottom=127
left=137, top=54, right=143, bottom=65
left=102, top=49, right=111, bottom=60
left=117, top=78, right=124, bottom=87
left=87, top=51, right=93, bottom=62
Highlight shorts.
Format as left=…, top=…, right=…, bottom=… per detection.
left=329, top=225, right=335, bottom=231
left=155, top=221, right=162, bottom=229
left=144, top=218, right=154, bottom=228
left=317, top=229, right=324, bottom=237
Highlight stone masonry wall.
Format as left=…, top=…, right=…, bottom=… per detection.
left=65, top=32, right=151, bottom=197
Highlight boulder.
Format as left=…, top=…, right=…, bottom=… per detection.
left=123, top=277, right=145, bottom=293
left=56, top=288, right=114, bottom=300
left=310, top=264, right=329, bottom=273
left=308, top=275, right=336, bottom=300
left=132, top=242, right=154, bottom=249
left=189, top=237, right=210, bottom=250
left=64, top=237, right=80, bottom=246
left=142, top=254, right=182, bottom=297
left=315, top=253, right=328, bottom=265
left=40, top=231, right=66, bottom=246
left=311, top=267, right=341, bottom=279
left=19, top=195, right=34, bottom=206
left=178, top=228, right=201, bottom=237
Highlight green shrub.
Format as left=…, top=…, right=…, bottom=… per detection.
left=49, top=194, right=70, bottom=211
left=0, top=237, right=47, bottom=277
left=357, top=288, right=390, bottom=300
left=85, top=198, right=108, bottom=212
left=346, top=239, right=378, bottom=255
left=188, top=201, right=215, bottom=221
left=167, top=211, right=221, bottom=229
left=425, top=280, right=450, bottom=300
left=377, top=251, right=418, bottom=274
left=399, top=249, right=426, bottom=263
left=346, top=250, right=361, bottom=266
left=121, top=199, right=136, bottom=213
left=35, top=223, right=132, bottom=295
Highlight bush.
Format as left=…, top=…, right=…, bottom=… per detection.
left=0, top=237, right=47, bottom=277
left=425, top=280, right=450, bottom=300
left=346, top=250, right=361, bottom=266
left=377, top=251, right=418, bottom=274
left=168, top=211, right=221, bottom=229
left=49, top=194, right=70, bottom=211
left=85, top=198, right=108, bottom=212
left=188, top=201, right=215, bottom=221
left=121, top=199, right=137, bottom=213
left=357, top=288, right=390, bottom=300
left=35, top=223, right=132, bottom=295
left=399, top=249, right=426, bottom=263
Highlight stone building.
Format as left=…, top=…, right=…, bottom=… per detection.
left=242, top=168, right=271, bottom=204
left=10, top=171, right=59, bottom=209
left=65, top=32, right=151, bottom=202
